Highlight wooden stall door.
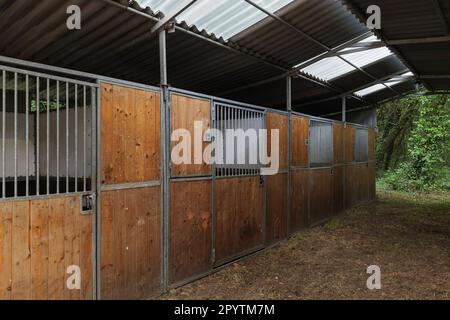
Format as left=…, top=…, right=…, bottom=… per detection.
left=290, top=169, right=309, bottom=233
left=309, top=169, right=333, bottom=225
left=291, top=116, right=309, bottom=167
left=0, top=196, right=94, bottom=300
left=215, top=177, right=264, bottom=266
left=171, top=94, right=211, bottom=177
left=266, top=173, right=288, bottom=245
left=266, top=113, right=288, bottom=170
left=169, top=180, right=212, bottom=285
left=100, top=83, right=161, bottom=299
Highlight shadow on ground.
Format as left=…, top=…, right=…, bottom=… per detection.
left=162, top=189, right=450, bottom=300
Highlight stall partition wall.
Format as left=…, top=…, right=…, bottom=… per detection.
left=0, top=66, right=97, bottom=300
left=99, top=83, right=161, bottom=299
left=1, top=69, right=376, bottom=300
left=169, top=93, right=213, bottom=287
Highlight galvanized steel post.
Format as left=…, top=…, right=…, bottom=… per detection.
left=159, top=29, right=170, bottom=293
left=287, top=76, right=292, bottom=234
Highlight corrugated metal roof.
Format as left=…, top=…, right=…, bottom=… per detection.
left=300, top=35, right=393, bottom=81
left=343, top=0, right=450, bottom=92
left=138, top=0, right=294, bottom=40
left=0, top=0, right=447, bottom=117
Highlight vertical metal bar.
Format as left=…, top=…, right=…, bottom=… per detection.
left=36, top=77, right=40, bottom=195
left=75, top=84, right=78, bottom=192
left=159, top=29, right=169, bottom=293
left=342, top=96, right=346, bottom=123
left=83, top=85, right=86, bottom=192
left=220, top=104, right=224, bottom=177
left=25, top=75, right=29, bottom=197
left=1, top=70, right=5, bottom=198
left=233, top=107, right=236, bottom=177
left=14, top=73, right=17, bottom=197
left=95, top=83, right=101, bottom=300
left=46, top=78, right=50, bottom=194
left=287, top=76, right=292, bottom=235
left=66, top=82, right=69, bottom=193
left=56, top=81, right=60, bottom=194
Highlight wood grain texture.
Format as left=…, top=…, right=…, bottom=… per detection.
left=266, top=113, right=288, bottom=170
left=344, top=126, right=355, bottom=163
left=215, top=177, right=264, bottom=265
left=309, top=169, right=333, bottom=225
left=171, top=94, right=211, bottom=177
left=368, top=162, right=376, bottom=201
left=0, top=197, right=94, bottom=300
left=333, top=166, right=345, bottom=214
left=101, top=83, right=160, bottom=185
left=0, top=202, right=12, bottom=299
left=170, top=180, right=212, bottom=285
left=11, top=201, right=31, bottom=300
left=266, top=173, right=288, bottom=245
left=345, top=164, right=369, bottom=208
left=333, top=123, right=344, bottom=164
left=290, top=169, right=309, bottom=233
left=291, top=116, right=309, bottom=167
left=101, top=187, right=161, bottom=299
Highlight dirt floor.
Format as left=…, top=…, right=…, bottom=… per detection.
left=162, top=188, right=450, bottom=300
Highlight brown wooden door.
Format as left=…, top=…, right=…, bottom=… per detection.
left=99, top=83, right=162, bottom=299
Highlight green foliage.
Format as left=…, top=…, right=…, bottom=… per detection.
left=31, top=99, right=65, bottom=113
left=378, top=95, right=450, bottom=192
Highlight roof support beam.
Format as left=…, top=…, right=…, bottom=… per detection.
left=296, top=69, right=410, bottom=108
left=244, top=0, right=399, bottom=95
left=386, top=36, right=450, bottom=46
left=292, top=33, right=372, bottom=71
left=151, top=0, right=198, bottom=34
left=341, top=0, right=433, bottom=91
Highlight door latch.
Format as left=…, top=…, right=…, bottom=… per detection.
left=81, top=194, right=94, bottom=214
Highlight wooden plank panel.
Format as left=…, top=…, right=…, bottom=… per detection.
left=266, top=113, right=288, bottom=170
left=171, top=94, right=211, bottom=177
left=368, top=162, right=376, bottom=201
left=333, top=166, right=345, bottom=214
left=0, top=202, right=12, bottom=299
left=101, top=187, right=161, bottom=299
left=291, top=116, right=309, bottom=167
left=309, top=169, right=333, bottom=225
left=290, top=169, right=309, bottom=233
left=30, top=199, right=49, bottom=300
left=333, top=123, right=344, bottom=164
left=344, top=126, right=355, bottom=163
left=79, top=212, right=93, bottom=300
left=63, top=197, right=81, bottom=300
left=368, top=128, right=376, bottom=161
left=101, top=83, right=160, bottom=185
left=170, top=180, right=212, bottom=285
left=345, top=164, right=369, bottom=208
left=1, top=196, right=94, bottom=300
left=266, top=173, right=288, bottom=245
left=215, top=177, right=264, bottom=264
left=47, top=197, right=66, bottom=300
left=11, top=201, right=31, bottom=299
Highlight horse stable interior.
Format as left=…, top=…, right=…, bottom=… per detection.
left=0, top=0, right=449, bottom=299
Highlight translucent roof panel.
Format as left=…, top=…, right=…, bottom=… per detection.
left=137, top=0, right=294, bottom=40
left=354, top=72, right=413, bottom=97
left=299, top=35, right=393, bottom=82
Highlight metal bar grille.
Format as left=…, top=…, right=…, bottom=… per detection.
left=213, top=102, right=265, bottom=177
left=354, top=128, right=369, bottom=162
left=0, top=65, right=96, bottom=199
left=309, top=119, right=333, bottom=167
